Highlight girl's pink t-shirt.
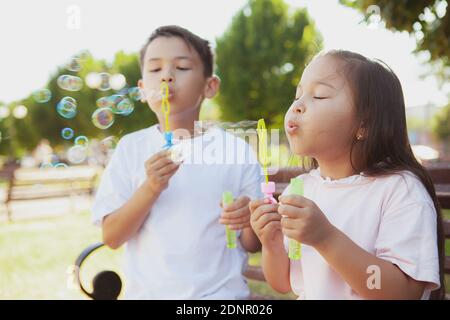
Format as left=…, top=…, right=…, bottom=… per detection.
left=282, top=168, right=440, bottom=300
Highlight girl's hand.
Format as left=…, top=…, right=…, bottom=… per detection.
left=249, top=199, right=283, bottom=250
left=219, top=196, right=251, bottom=230
left=143, top=149, right=180, bottom=195
left=278, top=195, right=334, bottom=248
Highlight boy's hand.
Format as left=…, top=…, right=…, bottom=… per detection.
left=278, top=195, right=334, bottom=248
left=143, top=149, right=180, bottom=194
left=219, top=196, right=251, bottom=230
left=249, top=199, right=283, bottom=250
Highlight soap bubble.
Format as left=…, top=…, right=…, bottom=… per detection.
left=61, top=127, right=74, bottom=140
left=100, top=94, right=134, bottom=115
left=128, top=87, right=142, bottom=101
left=0, top=106, right=10, bottom=119
left=67, top=145, right=87, bottom=164
left=13, top=105, right=28, bottom=119
left=108, top=94, right=125, bottom=109
left=169, top=143, right=186, bottom=164
left=76, top=50, right=90, bottom=61
left=194, top=120, right=259, bottom=135
left=92, top=107, right=114, bottom=129
left=66, top=57, right=81, bottom=72
left=40, top=162, right=53, bottom=169
left=86, top=72, right=102, bottom=89
left=109, top=73, right=126, bottom=90
left=74, top=135, right=89, bottom=147
left=54, top=163, right=68, bottom=169
left=32, top=89, right=52, bottom=103
left=100, top=136, right=118, bottom=150
left=56, top=97, right=77, bottom=119
left=98, top=73, right=111, bottom=91
left=96, top=96, right=112, bottom=108
left=57, top=75, right=83, bottom=91
left=115, top=98, right=134, bottom=115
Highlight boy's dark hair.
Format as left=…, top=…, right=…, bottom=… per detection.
left=139, top=25, right=213, bottom=77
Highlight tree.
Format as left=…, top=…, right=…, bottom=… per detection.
left=1, top=51, right=157, bottom=157
left=215, top=0, right=323, bottom=128
left=434, top=103, right=450, bottom=148
left=340, top=0, right=450, bottom=81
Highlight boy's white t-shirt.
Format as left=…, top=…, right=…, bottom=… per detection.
left=92, top=124, right=264, bottom=299
left=282, top=168, right=440, bottom=300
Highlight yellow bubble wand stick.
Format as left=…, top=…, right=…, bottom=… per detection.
left=256, top=119, right=302, bottom=260
left=257, top=119, right=277, bottom=204
left=222, top=191, right=237, bottom=249
left=287, top=177, right=303, bottom=260
left=221, top=119, right=272, bottom=249
left=160, top=82, right=173, bottom=149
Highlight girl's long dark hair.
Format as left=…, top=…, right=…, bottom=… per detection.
left=305, top=50, right=445, bottom=299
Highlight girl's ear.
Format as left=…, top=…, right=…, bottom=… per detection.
left=356, top=127, right=367, bottom=140
left=204, top=75, right=221, bottom=99
left=356, top=123, right=367, bottom=141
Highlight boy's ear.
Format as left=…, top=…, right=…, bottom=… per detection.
left=137, top=79, right=146, bottom=103
left=204, top=75, right=221, bottom=99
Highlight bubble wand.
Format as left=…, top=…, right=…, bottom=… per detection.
left=221, top=119, right=271, bottom=249
left=160, top=82, right=173, bottom=149
left=257, top=119, right=277, bottom=204
left=287, top=177, right=303, bottom=260
left=222, top=191, right=237, bottom=249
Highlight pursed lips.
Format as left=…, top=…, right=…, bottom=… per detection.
left=285, top=119, right=299, bottom=135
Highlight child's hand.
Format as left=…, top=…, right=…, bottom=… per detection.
left=278, top=195, right=334, bottom=248
left=249, top=199, right=283, bottom=249
left=143, top=149, right=180, bottom=194
left=219, top=196, right=251, bottom=230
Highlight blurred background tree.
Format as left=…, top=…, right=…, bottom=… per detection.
left=340, top=0, right=449, bottom=82
left=434, top=103, right=450, bottom=153
left=5, top=0, right=448, bottom=158
left=0, top=51, right=156, bottom=158
left=341, top=0, right=450, bottom=149
left=215, top=0, right=323, bottom=128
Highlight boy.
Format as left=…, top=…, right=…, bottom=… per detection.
left=92, top=25, right=263, bottom=299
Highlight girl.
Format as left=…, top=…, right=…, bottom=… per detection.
left=249, top=50, right=445, bottom=299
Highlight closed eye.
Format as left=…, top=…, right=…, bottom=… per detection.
left=149, top=68, right=161, bottom=73
left=314, top=96, right=328, bottom=100
left=177, top=67, right=191, bottom=71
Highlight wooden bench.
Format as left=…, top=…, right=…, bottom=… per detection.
left=75, top=165, right=450, bottom=299
left=1, top=165, right=99, bottom=221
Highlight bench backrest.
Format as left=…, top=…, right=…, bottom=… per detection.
left=7, top=166, right=99, bottom=201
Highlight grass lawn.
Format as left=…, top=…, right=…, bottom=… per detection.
left=0, top=211, right=118, bottom=299
left=1, top=210, right=448, bottom=299
left=0, top=211, right=293, bottom=299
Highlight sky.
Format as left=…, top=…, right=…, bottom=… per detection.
left=0, top=0, right=448, bottom=108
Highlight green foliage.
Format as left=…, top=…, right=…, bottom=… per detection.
left=340, top=0, right=450, bottom=81
left=215, top=0, right=323, bottom=128
left=433, top=102, right=450, bottom=141
left=2, top=0, right=325, bottom=156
